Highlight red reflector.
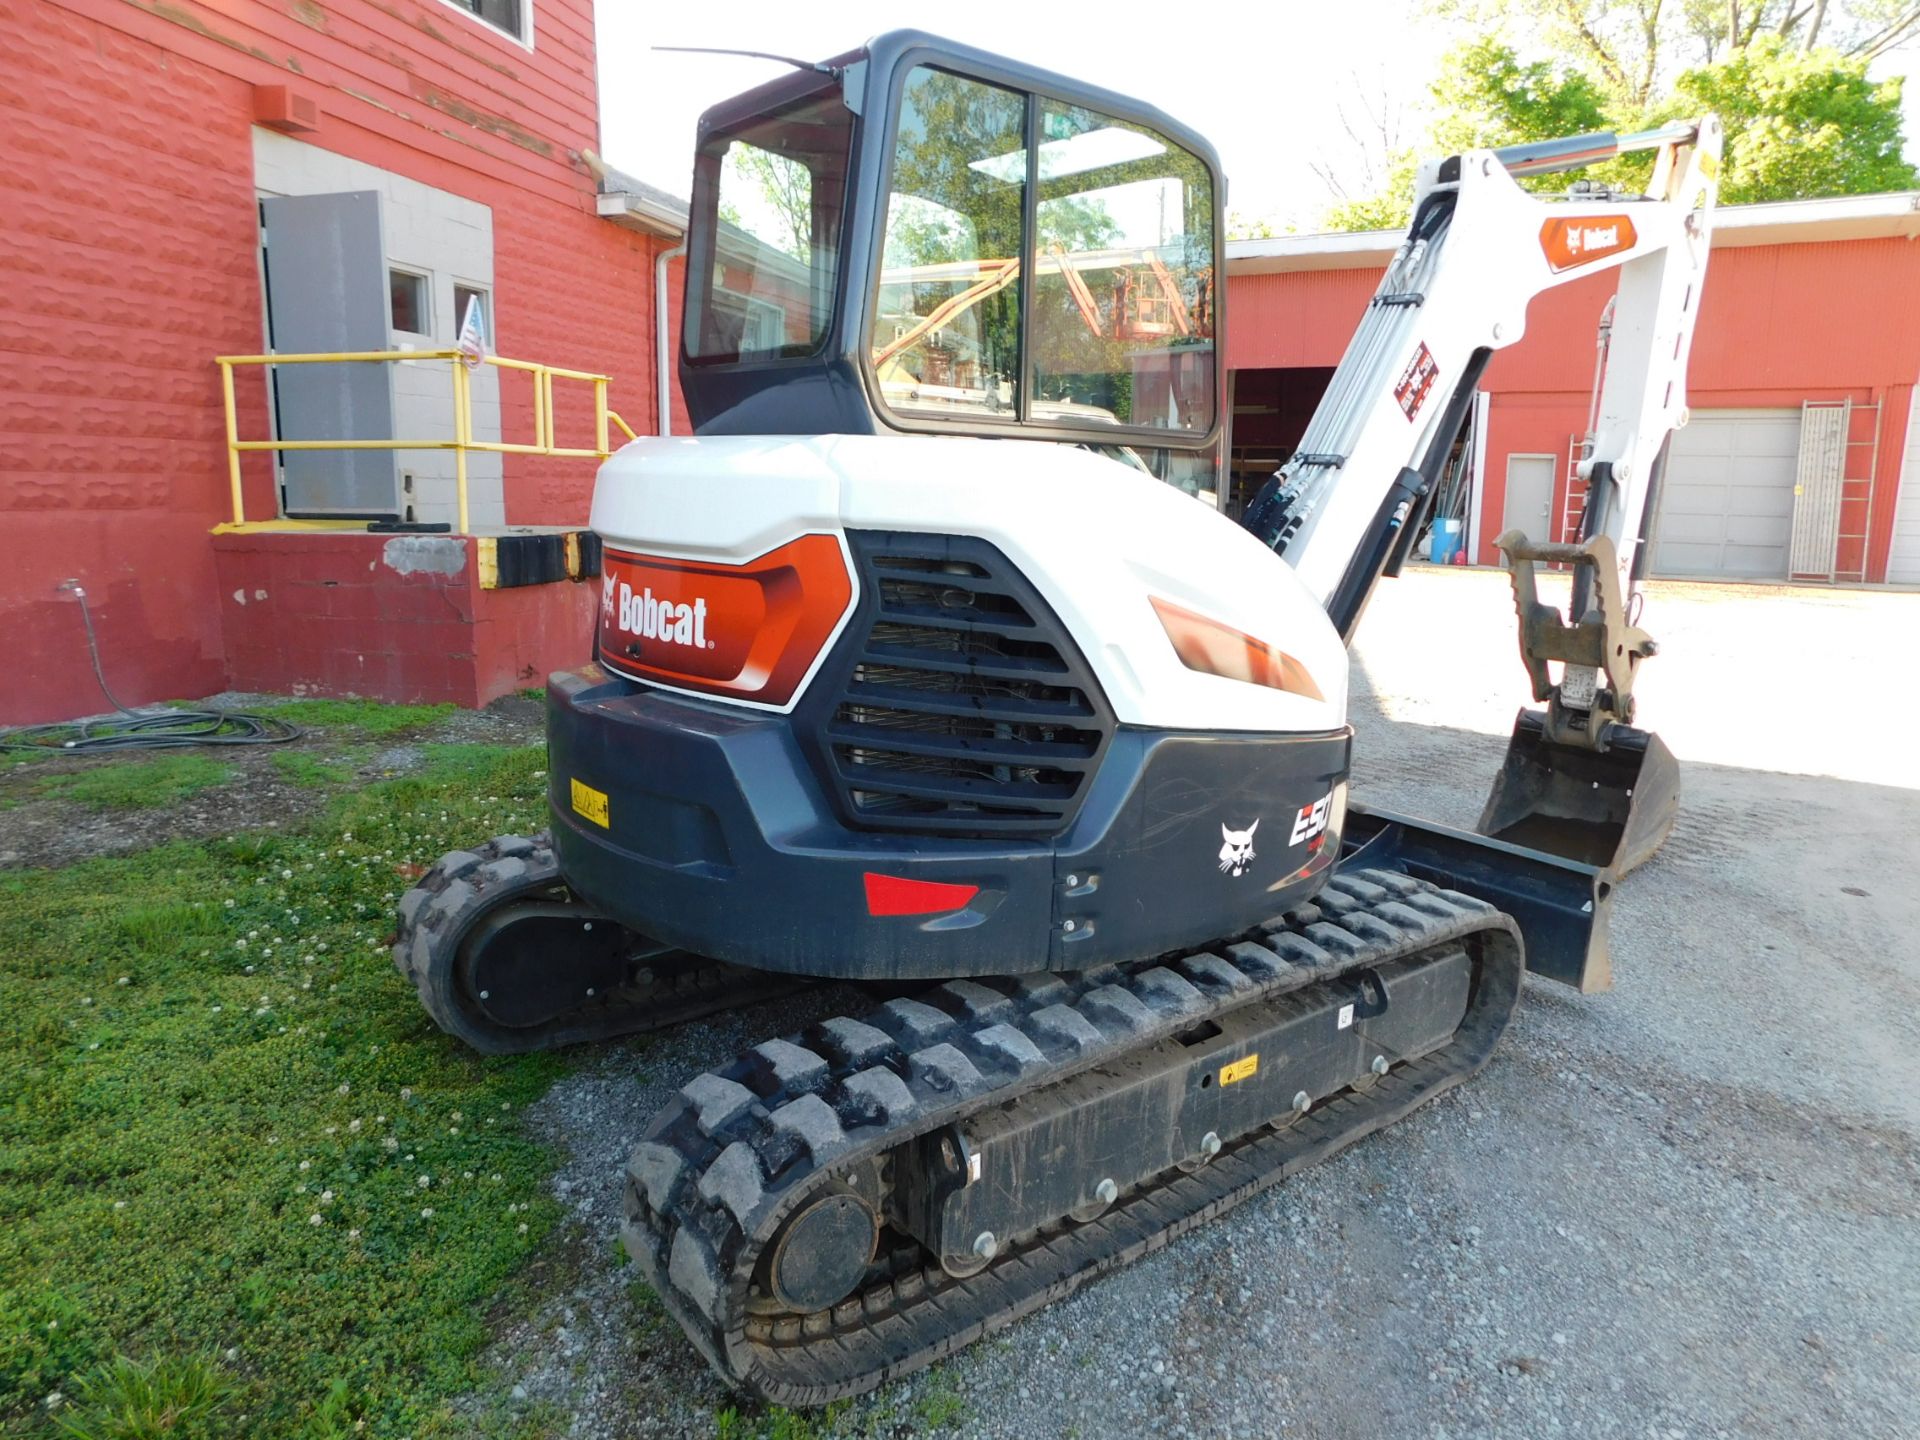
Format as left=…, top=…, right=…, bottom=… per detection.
left=863, top=872, right=981, bottom=917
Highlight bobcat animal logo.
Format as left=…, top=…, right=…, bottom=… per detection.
left=1218, top=820, right=1259, bottom=877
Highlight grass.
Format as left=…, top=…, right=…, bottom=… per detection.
left=712, top=1399, right=854, bottom=1440
left=259, top=697, right=455, bottom=738
left=48, top=1352, right=236, bottom=1439
left=35, top=755, right=235, bottom=812
left=0, top=737, right=569, bottom=1437
left=269, top=751, right=356, bottom=790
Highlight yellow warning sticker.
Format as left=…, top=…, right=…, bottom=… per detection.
left=570, top=777, right=610, bottom=828
left=1219, top=1054, right=1259, bottom=1087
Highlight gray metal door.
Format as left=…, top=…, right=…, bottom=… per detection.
left=260, top=191, right=399, bottom=518
left=1652, top=410, right=1799, bottom=579
left=1503, top=454, right=1556, bottom=540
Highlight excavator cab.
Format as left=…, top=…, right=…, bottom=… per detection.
left=678, top=30, right=1224, bottom=496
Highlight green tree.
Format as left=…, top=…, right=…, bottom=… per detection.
left=1320, top=29, right=1915, bottom=228
left=1446, top=0, right=1920, bottom=106
left=1664, top=34, right=1917, bottom=198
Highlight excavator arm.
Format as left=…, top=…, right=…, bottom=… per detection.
left=1246, top=117, right=1722, bottom=876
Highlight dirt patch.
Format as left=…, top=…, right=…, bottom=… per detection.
left=0, top=692, right=543, bottom=871
left=0, top=745, right=329, bottom=870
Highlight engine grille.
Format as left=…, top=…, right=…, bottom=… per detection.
left=807, top=533, right=1115, bottom=840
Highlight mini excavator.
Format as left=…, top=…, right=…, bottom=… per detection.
left=395, top=31, right=1719, bottom=1403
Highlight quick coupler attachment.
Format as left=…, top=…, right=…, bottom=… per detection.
left=1489, top=527, right=1678, bottom=878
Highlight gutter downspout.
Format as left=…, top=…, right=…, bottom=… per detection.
left=656, top=241, right=686, bottom=436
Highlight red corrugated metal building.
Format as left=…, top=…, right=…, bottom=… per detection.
left=1224, top=196, right=1920, bottom=586
left=3, top=0, right=687, bottom=727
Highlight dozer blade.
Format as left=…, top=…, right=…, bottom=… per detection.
left=1476, top=707, right=1679, bottom=879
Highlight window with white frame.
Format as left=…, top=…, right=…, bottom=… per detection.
left=389, top=268, right=431, bottom=337
left=443, top=0, right=530, bottom=45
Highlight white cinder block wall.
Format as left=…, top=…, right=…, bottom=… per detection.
left=251, top=129, right=504, bottom=528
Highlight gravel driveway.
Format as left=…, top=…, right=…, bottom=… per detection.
left=478, top=568, right=1920, bottom=1440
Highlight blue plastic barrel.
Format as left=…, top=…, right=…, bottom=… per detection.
left=1428, top=517, right=1463, bottom=565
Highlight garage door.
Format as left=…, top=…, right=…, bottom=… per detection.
left=1889, top=387, right=1920, bottom=584
left=1651, top=409, right=1800, bottom=579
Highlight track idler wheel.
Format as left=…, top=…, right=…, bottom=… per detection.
left=760, top=1189, right=878, bottom=1314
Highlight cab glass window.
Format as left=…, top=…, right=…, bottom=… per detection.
left=1028, top=102, right=1215, bottom=434
left=872, top=68, right=1027, bottom=419
left=688, top=78, right=853, bottom=363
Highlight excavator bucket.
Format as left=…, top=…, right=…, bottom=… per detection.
left=1477, top=708, right=1679, bottom=877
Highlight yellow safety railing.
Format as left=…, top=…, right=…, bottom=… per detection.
left=216, top=349, right=639, bottom=535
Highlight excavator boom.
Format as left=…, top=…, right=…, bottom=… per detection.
left=1245, top=117, right=1721, bottom=875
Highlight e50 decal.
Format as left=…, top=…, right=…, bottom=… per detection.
left=1290, top=791, right=1333, bottom=848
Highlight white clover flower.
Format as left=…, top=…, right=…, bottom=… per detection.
left=518, top=1222, right=528, bottom=1234
left=44, top=1391, right=63, bottom=1410
left=299, top=1159, right=311, bottom=1171
left=224, top=898, right=236, bottom=908
left=400, top=1087, right=412, bottom=1101
left=114, top=1200, right=126, bottom=1210
left=79, top=997, right=92, bottom=1007
left=421, top=1207, right=434, bottom=1219
left=244, top=965, right=255, bottom=975
left=348, top=1228, right=360, bottom=1240
left=309, top=1213, right=323, bottom=1225
left=337, top=1082, right=350, bottom=1096
left=450, top=1111, right=463, bottom=1122
left=281, top=869, right=293, bottom=879
left=375, top=1115, right=387, bottom=1124
left=417, top=1175, right=431, bottom=1188
left=348, top=1119, right=362, bottom=1133
left=210, top=1005, right=223, bottom=1014
left=383, top=1137, right=399, bottom=1153
left=321, top=1190, right=334, bottom=1204
left=116, top=976, right=130, bottom=987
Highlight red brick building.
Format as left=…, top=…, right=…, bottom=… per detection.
left=4, top=0, right=687, bottom=726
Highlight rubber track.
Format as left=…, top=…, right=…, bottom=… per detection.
left=394, top=833, right=795, bottom=1055
left=621, top=868, right=1524, bottom=1405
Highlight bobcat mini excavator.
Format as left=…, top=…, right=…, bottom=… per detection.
left=395, top=32, right=1719, bottom=1403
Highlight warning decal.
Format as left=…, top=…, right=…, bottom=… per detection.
left=1219, top=1054, right=1260, bottom=1087
left=1394, top=342, right=1439, bottom=422
left=570, top=777, right=610, bottom=829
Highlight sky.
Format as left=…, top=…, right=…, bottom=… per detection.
left=594, top=1, right=1920, bottom=234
